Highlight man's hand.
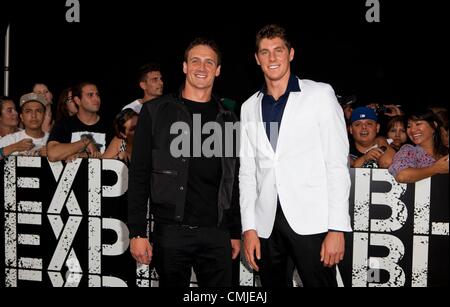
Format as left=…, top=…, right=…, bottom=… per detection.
left=384, top=105, right=403, bottom=117
left=85, top=142, right=102, bottom=159
left=14, top=139, right=35, bottom=152
left=65, top=152, right=88, bottom=163
left=433, top=155, right=449, bottom=174
left=130, top=237, right=153, bottom=265
left=39, top=146, right=48, bottom=157
left=364, top=147, right=384, bottom=162
left=243, top=230, right=261, bottom=271
left=320, top=232, right=345, bottom=267
left=231, top=239, right=241, bottom=260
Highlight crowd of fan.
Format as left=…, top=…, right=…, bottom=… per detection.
left=0, top=63, right=448, bottom=184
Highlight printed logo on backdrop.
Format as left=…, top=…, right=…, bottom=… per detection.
left=239, top=169, right=449, bottom=287
left=1, top=159, right=448, bottom=287
left=1, top=157, right=134, bottom=287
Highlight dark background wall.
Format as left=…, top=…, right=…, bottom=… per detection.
left=1, top=0, right=448, bottom=124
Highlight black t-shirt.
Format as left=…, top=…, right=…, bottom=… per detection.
left=48, top=115, right=111, bottom=153
left=182, top=98, right=222, bottom=227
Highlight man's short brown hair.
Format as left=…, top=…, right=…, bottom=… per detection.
left=255, top=24, right=292, bottom=52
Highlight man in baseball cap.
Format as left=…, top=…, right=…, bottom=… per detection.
left=349, top=106, right=394, bottom=169
left=0, top=93, right=49, bottom=157
left=20, top=93, right=48, bottom=108
left=350, top=106, right=378, bottom=124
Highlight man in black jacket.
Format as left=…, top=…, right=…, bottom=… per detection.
left=128, top=38, right=241, bottom=287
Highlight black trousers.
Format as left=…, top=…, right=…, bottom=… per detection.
left=152, top=224, right=232, bottom=287
left=258, top=205, right=337, bottom=287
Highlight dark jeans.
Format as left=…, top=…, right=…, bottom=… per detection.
left=258, top=206, right=337, bottom=287
left=152, top=224, right=232, bottom=287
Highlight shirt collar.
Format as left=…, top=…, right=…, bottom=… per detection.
left=258, top=74, right=301, bottom=97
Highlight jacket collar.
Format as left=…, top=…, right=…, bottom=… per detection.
left=258, top=74, right=301, bottom=98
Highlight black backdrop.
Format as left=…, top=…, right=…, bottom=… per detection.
left=1, top=0, right=448, bottom=125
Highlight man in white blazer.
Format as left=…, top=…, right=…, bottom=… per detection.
left=239, top=24, right=352, bottom=287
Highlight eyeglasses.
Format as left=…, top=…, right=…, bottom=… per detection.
left=64, top=96, right=73, bottom=104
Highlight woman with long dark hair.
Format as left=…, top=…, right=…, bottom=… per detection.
left=55, top=87, right=78, bottom=121
left=389, top=107, right=449, bottom=183
left=103, top=108, right=138, bottom=162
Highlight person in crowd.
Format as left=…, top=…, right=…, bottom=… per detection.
left=122, top=62, right=164, bottom=114
left=366, top=103, right=404, bottom=136
left=389, top=107, right=449, bottom=183
left=239, top=24, right=351, bottom=287
left=105, top=64, right=164, bottom=162
left=128, top=38, right=241, bottom=287
left=55, top=87, right=78, bottom=121
left=385, top=115, right=408, bottom=151
left=431, top=107, right=448, bottom=149
left=32, top=83, right=55, bottom=133
left=0, top=96, right=20, bottom=138
left=103, top=108, right=138, bottom=162
left=47, top=82, right=111, bottom=162
left=337, top=94, right=357, bottom=133
left=0, top=93, right=49, bottom=159
left=349, top=106, right=395, bottom=168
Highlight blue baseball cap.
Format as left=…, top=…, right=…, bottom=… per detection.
left=351, top=107, right=378, bottom=124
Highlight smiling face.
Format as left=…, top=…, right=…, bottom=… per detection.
left=407, top=120, right=436, bottom=147
left=183, top=44, right=221, bottom=91
left=350, top=119, right=380, bottom=147
left=255, top=37, right=294, bottom=83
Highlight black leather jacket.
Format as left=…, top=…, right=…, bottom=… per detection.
left=128, top=93, right=241, bottom=239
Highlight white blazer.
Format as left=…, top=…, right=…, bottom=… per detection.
left=239, top=79, right=352, bottom=238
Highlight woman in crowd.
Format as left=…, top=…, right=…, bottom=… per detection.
left=385, top=116, right=408, bottom=151
left=389, top=107, right=449, bottom=183
left=0, top=97, right=20, bottom=137
left=432, top=107, right=448, bottom=149
left=55, top=87, right=78, bottom=121
left=103, top=108, right=138, bottom=162
left=32, top=83, right=54, bottom=133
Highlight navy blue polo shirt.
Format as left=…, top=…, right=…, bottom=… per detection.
left=260, top=74, right=301, bottom=150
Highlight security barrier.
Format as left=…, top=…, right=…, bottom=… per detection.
left=1, top=157, right=448, bottom=287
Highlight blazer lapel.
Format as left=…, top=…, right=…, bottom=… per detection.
left=255, top=96, right=275, bottom=157
left=275, top=91, right=304, bottom=155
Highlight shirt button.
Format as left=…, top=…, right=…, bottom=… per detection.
left=180, top=186, right=184, bottom=191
